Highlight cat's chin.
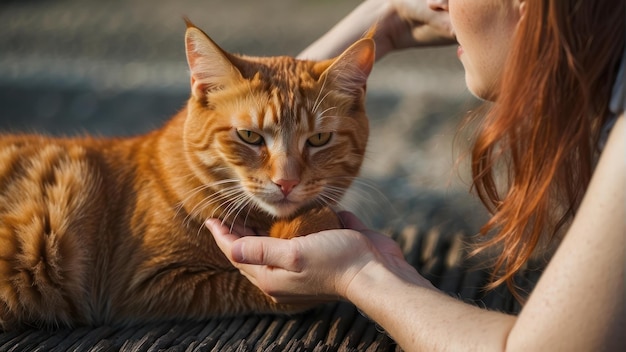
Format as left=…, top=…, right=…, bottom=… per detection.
left=257, top=199, right=303, bottom=219
left=272, top=204, right=302, bottom=219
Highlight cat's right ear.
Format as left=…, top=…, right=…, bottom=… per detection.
left=185, top=23, right=244, bottom=101
left=314, top=38, right=375, bottom=99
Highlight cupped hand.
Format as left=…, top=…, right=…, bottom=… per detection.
left=205, top=212, right=412, bottom=304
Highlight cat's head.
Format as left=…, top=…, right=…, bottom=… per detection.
left=182, top=22, right=374, bottom=221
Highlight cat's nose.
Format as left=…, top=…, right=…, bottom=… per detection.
left=274, top=179, right=299, bottom=196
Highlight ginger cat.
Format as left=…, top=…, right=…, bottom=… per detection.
left=0, top=22, right=374, bottom=330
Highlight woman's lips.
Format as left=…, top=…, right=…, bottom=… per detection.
left=457, top=45, right=464, bottom=57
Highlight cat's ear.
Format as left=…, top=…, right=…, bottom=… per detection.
left=316, top=38, right=375, bottom=98
left=184, top=22, right=244, bottom=100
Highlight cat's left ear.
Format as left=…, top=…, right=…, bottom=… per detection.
left=316, top=38, right=375, bottom=98
left=185, top=22, right=244, bottom=100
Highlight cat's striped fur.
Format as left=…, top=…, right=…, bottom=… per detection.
left=0, top=23, right=374, bottom=329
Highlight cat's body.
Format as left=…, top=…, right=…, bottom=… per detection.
left=0, top=23, right=374, bottom=329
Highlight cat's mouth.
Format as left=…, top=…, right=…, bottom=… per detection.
left=254, top=188, right=318, bottom=219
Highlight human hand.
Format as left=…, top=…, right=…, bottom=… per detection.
left=298, top=0, right=455, bottom=61
left=380, top=0, right=455, bottom=52
left=205, top=212, right=414, bottom=304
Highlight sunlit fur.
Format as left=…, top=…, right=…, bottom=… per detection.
left=0, top=23, right=375, bottom=329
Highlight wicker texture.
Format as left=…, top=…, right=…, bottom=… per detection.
left=0, top=226, right=543, bottom=352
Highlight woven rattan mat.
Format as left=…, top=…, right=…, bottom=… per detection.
left=0, top=226, right=542, bottom=352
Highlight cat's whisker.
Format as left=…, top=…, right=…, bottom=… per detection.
left=175, top=182, right=212, bottom=219
left=194, top=188, right=246, bottom=234
left=317, top=112, right=345, bottom=120
left=313, top=194, right=334, bottom=209
left=325, top=178, right=395, bottom=222
left=209, top=202, right=223, bottom=220
left=222, top=195, right=256, bottom=234
left=184, top=184, right=244, bottom=226
left=227, top=195, right=255, bottom=234
left=313, top=91, right=333, bottom=115
left=195, top=189, right=249, bottom=237
left=344, top=178, right=390, bottom=204
left=242, top=203, right=255, bottom=233
left=319, top=181, right=369, bottom=204
left=177, top=178, right=240, bottom=212
left=311, top=72, right=329, bottom=113
left=318, top=191, right=343, bottom=206
left=208, top=188, right=246, bottom=221
left=221, top=192, right=246, bottom=221
left=317, top=106, right=338, bottom=119
left=191, top=188, right=244, bottom=224
left=195, top=220, right=207, bottom=238
left=223, top=193, right=246, bottom=223
left=184, top=187, right=233, bottom=224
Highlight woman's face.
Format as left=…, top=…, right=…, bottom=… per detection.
left=442, top=0, right=523, bottom=100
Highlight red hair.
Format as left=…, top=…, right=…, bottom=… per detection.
left=469, top=0, right=625, bottom=298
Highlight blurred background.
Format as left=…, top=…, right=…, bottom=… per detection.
left=0, top=0, right=487, bottom=232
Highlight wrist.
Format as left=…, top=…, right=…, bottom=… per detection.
left=343, top=259, right=395, bottom=302
left=343, top=255, right=436, bottom=303
left=297, top=0, right=392, bottom=61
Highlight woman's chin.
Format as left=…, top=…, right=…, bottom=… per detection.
left=465, top=74, right=497, bottom=102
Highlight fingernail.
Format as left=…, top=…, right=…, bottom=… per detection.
left=205, top=219, right=218, bottom=231
left=232, top=241, right=246, bottom=262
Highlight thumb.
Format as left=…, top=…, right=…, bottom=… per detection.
left=206, top=218, right=305, bottom=272
left=233, top=236, right=304, bottom=272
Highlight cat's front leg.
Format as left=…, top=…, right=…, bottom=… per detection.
left=112, top=259, right=315, bottom=323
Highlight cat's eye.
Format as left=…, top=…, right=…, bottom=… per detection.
left=307, top=132, right=332, bottom=147
left=237, top=130, right=264, bottom=145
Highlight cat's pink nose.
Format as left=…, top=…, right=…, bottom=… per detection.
left=274, top=179, right=299, bottom=196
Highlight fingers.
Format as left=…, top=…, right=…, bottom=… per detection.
left=205, top=219, right=243, bottom=260
left=229, top=221, right=260, bottom=237
left=205, top=219, right=305, bottom=272
left=391, top=0, right=455, bottom=45
left=337, top=211, right=380, bottom=243
left=427, top=0, right=449, bottom=12
left=234, top=237, right=305, bottom=272
left=337, top=211, right=369, bottom=231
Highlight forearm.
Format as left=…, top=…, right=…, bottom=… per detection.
left=298, top=0, right=393, bottom=61
left=346, top=261, right=516, bottom=351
